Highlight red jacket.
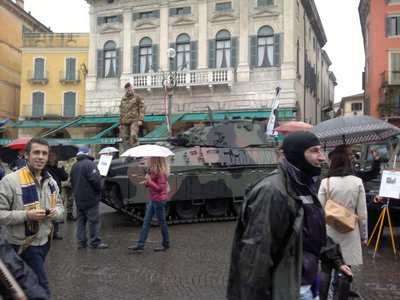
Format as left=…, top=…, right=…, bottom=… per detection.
left=145, top=172, right=169, bottom=201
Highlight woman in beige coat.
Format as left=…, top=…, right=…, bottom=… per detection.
left=318, top=149, right=368, bottom=267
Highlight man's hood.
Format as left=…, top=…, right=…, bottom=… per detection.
left=76, top=154, right=94, bottom=161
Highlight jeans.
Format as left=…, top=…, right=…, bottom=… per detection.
left=13, top=243, right=51, bottom=297
left=137, top=201, right=169, bottom=248
left=76, top=205, right=102, bottom=247
left=299, top=285, right=315, bottom=300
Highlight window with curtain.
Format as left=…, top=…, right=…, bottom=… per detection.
left=176, top=34, right=191, bottom=71
left=63, top=92, right=76, bottom=117
left=391, top=52, right=400, bottom=83
left=32, top=91, right=44, bottom=117
left=103, top=41, right=117, bottom=78
left=65, top=58, right=76, bottom=80
left=257, top=26, right=274, bottom=67
left=215, top=30, right=231, bottom=68
left=34, top=58, right=45, bottom=80
left=257, top=0, right=273, bottom=6
left=139, top=37, right=153, bottom=73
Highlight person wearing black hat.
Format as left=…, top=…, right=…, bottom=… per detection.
left=227, top=131, right=328, bottom=300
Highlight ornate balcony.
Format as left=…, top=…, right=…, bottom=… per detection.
left=130, top=68, right=234, bottom=91
left=27, top=70, right=48, bottom=85
left=59, top=71, right=81, bottom=85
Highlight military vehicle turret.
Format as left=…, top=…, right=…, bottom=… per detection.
left=102, top=120, right=279, bottom=224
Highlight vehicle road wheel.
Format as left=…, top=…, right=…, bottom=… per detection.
left=205, top=199, right=228, bottom=217
left=175, top=201, right=200, bottom=220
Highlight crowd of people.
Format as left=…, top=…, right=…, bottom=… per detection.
left=0, top=110, right=385, bottom=300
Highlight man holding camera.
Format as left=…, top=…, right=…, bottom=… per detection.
left=0, top=138, right=64, bottom=298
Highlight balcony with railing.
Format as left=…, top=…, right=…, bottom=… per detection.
left=27, top=70, right=49, bottom=85
left=131, top=68, right=234, bottom=90
left=59, top=71, right=81, bottom=84
left=381, top=70, right=400, bottom=87
left=21, top=104, right=84, bottom=118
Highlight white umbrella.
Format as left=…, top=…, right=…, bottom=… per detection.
left=121, top=144, right=174, bottom=158
left=99, top=147, right=119, bottom=155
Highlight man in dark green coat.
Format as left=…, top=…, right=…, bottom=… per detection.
left=227, top=132, right=327, bottom=300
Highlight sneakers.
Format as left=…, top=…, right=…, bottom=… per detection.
left=153, top=245, right=169, bottom=252
left=77, top=243, right=87, bottom=250
left=128, top=245, right=144, bottom=253
left=89, top=243, right=109, bottom=249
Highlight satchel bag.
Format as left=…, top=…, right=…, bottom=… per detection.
left=324, top=178, right=358, bottom=233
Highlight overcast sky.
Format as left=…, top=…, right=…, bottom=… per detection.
left=23, top=0, right=364, bottom=103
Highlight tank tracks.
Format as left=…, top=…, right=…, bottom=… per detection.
left=102, top=198, right=237, bottom=226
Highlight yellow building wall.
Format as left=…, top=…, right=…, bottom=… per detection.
left=0, top=3, right=49, bottom=121
left=20, top=34, right=88, bottom=119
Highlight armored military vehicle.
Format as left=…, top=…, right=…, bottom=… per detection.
left=102, top=120, right=279, bottom=224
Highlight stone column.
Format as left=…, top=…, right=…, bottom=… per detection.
left=198, top=0, right=208, bottom=69
left=120, top=8, right=133, bottom=88
left=86, top=6, right=97, bottom=91
left=160, top=5, right=169, bottom=71
left=237, top=0, right=249, bottom=81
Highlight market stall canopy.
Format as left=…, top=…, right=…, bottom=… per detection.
left=311, top=115, right=400, bottom=147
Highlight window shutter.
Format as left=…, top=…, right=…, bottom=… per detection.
left=208, top=39, right=216, bottom=68
left=117, top=15, right=123, bottom=23
left=249, top=36, right=257, bottom=67
left=97, top=17, right=104, bottom=25
left=153, top=10, right=160, bottom=18
left=132, top=13, right=139, bottom=21
left=169, top=43, right=176, bottom=71
left=190, top=41, right=198, bottom=70
left=64, top=92, right=76, bottom=117
left=132, top=46, right=139, bottom=73
left=169, top=8, right=177, bottom=16
left=66, top=58, right=76, bottom=80
left=32, top=92, right=44, bottom=117
left=97, top=50, right=104, bottom=78
left=386, top=17, right=392, bottom=37
left=230, top=37, right=238, bottom=68
left=116, top=48, right=122, bottom=77
left=274, top=33, right=281, bottom=67
left=152, top=44, right=159, bottom=71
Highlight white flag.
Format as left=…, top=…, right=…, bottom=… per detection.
left=266, top=86, right=281, bottom=137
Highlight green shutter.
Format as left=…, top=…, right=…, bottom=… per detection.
left=97, top=50, right=104, bottom=78
left=208, top=39, right=216, bottom=68
left=97, top=17, right=104, bottom=25
left=190, top=41, right=198, bottom=70
left=386, top=17, right=392, bottom=37
left=230, top=37, right=238, bottom=68
left=116, top=48, right=121, bottom=77
left=132, top=46, right=139, bottom=73
left=274, top=33, right=281, bottom=67
left=249, top=36, right=257, bottom=67
left=32, top=92, right=44, bottom=117
left=66, top=58, right=76, bottom=80
left=64, top=92, right=76, bottom=117
left=152, top=44, right=159, bottom=71
left=169, top=43, right=176, bottom=71
left=132, top=13, right=140, bottom=21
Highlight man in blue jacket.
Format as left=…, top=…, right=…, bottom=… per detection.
left=70, top=147, right=108, bottom=249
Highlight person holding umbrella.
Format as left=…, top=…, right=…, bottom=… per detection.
left=129, top=156, right=171, bottom=253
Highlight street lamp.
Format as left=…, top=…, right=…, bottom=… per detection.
left=162, top=48, right=178, bottom=135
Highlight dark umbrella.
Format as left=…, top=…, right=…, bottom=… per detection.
left=50, top=145, right=78, bottom=161
left=311, top=115, right=400, bottom=147
left=0, top=147, right=18, bottom=164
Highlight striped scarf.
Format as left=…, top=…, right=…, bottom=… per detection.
left=19, top=166, right=57, bottom=237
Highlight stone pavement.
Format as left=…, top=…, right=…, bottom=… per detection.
left=45, top=204, right=400, bottom=300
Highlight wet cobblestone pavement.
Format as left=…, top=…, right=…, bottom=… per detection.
left=46, top=204, right=400, bottom=300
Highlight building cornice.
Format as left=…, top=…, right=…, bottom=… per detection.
left=22, top=48, right=88, bottom=53
left=358, top=0, right=370, bottom=50
left=301, top=0, right=327, bottom=47
left=0, top=0, right=51, bottom=32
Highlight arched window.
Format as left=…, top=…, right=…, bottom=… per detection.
left=63, top=91, right=76, bottom=117
left=104, top=41, right=117, bottom=78
left=257, top=26, right=274, bottom=67
left=32, top=91, right=44, bottom=117
left=216, top=30, right=231, bottom=68
left=176, top=34, right=190, bottom=71
left=139, top=37, right=153, bottom=73
left=34, top=58, right=45, bottom=80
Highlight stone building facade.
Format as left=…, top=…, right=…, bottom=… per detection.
left=85, top=0, right=335, bottom=125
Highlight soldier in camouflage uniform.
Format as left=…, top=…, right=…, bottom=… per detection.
left=120, top=82, right=145, bottom=152
left=62, top=157, right=77, bottom=221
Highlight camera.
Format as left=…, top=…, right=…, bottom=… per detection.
left=45, top=209, right=51, bottom=216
